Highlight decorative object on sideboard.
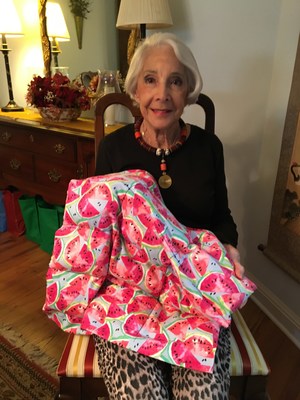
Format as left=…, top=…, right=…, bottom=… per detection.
left=38, top=107, right=82, bottom=122
left=46, top=1, right=70, bottom=68
left=69, top=0, right=91, bottom=50
left=94, top=70, right=122, bottom=98
left=26, top=72, right=90, bottom=121
left=87, top=70, right=122, bottom=125
left=76, top=70, right=122, bottom=109
left=116, top=0, right=173, bottom=65
left=0, top=0, right=24, bottom=112
left=51, top=66, right=70, bottom=77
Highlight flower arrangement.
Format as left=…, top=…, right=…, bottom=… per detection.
left=26, top=73, right=91, bottom=111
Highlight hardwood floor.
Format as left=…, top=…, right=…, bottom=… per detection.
left=0, top=232, right=67, bottom=362
left=1, top=231, right=299, bottom=400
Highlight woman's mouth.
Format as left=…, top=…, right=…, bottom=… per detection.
left=151, top=108, right=171, bottom=115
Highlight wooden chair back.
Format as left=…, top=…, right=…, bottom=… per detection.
left=94, top=92, right=215, bottom=158
left=94, top=93, right=140, bottom=157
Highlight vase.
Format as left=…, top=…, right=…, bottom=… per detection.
left=74, top=16, right=84, bottom=49
left=38, top=107, right=81, bottom=122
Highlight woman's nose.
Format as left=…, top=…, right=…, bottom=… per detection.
left=155, top=82, right=170, bottom=100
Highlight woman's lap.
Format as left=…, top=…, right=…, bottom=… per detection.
left=93, top=327, right=230, bottom=400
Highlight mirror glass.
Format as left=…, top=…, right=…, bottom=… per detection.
left=40, top=0, right=121, bottom=80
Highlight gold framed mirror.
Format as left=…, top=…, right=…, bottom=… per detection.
left=39, top=0, right=51, bottom=76
left=38, top=1, right=129, bottom=80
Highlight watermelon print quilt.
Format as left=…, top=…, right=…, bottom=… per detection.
left=43, top=169, right=256, bottom=373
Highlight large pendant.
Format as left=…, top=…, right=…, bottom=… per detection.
left=158, top=174, right=172, bottom=189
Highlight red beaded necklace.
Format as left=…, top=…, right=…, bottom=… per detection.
left=134, top=118, right=188, bottom=189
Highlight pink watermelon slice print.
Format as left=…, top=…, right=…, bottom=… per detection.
left=171, top=335, right=214, bottom=372
left=43, top=170, right=256, bottom=374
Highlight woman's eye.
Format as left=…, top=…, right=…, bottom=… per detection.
left=144, top=76, right=156, bottom=84
left=170, top=77, right=183, bottom=86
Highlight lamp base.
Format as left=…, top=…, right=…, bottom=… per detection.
left=1, top=100, right=24, bottom=112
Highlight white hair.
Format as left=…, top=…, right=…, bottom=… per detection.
left=125, top=32, right=203, bottom=105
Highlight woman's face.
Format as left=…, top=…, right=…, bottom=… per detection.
left=134, top=44, right=188, bottom=132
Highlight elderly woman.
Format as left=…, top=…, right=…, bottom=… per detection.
left=94, top=32, right=244, bottom=399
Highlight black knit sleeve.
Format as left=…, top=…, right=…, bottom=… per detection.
left=211, top=136, right=238, bottom=247
left=95, top=135, right=114, bottom=176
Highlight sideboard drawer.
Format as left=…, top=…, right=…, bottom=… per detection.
left=0, top=129, right=14, bottom=145
left=0, top=110, right=104, bottom=205
left=0, top=147, right=34, bottom=181
left=35, top=156, right=82, bottom=191
left=0, top=127, right=35, bottom=150
left=28, top=131, right=77, bottom=162
left=0, top=127, right=76, bottom=162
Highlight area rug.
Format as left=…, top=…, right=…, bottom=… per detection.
left=0, top=324, right=58, bottom=400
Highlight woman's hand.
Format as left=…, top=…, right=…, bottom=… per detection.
left=224, top=244, right=245, bottom=280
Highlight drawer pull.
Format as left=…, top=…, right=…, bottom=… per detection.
left=1, top=131, right=12, bottom=142
left=29, top=134, right=34, bottom=142
left=10, top=158, right=21, bottom=170
left=48, top=168, right=62, bottom=183
left=54, top=144, right=66, bottom=154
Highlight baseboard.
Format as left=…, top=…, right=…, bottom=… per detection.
left=247, top=272, right=300, bottom=349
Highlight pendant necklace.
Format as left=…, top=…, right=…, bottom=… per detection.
left=134, top=118, right=188, bottom=189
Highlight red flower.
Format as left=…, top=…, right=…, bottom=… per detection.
left=26, top=72, right=91, bottom=111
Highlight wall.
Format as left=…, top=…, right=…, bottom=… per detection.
left=0, top=0, right=299, bottom=344
left=58, top=0, right=119, bottom=77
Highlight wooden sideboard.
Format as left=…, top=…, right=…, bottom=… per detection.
left=0, top=110, right=118, bottom=205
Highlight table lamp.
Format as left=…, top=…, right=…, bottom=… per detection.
left=46, top=2, right=70, bottom=68
left=0, top=0, right=24, bottom=112
left=116, top=0, right=173, bottom=65
left=116, top=0, right=173, bottom=39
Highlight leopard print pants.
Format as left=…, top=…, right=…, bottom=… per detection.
left=93, top=327, right=230, bottom=400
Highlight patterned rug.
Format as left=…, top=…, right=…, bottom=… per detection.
left=0, top=324, right=58, bottom=400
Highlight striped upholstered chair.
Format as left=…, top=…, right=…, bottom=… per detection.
left=56, top=310, right=270, bottom=400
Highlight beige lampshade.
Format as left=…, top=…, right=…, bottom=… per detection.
left=46, top=2, right=70, bottom=41
left=0, top=0, right=23, bottom=37
left=116, top=0, right=173, bottom=30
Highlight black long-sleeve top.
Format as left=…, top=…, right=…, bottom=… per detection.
left=95, top=123, right=238, bottom=247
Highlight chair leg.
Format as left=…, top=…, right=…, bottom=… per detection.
left=230, top=376, right=247, bottom=400
left=243, top=376, right=270, bottom=400
left=229, top=376, right=269, bottom=400
left=57, top=376, right=109, bottom=400
left=57, top=377, right=82, bottom=400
